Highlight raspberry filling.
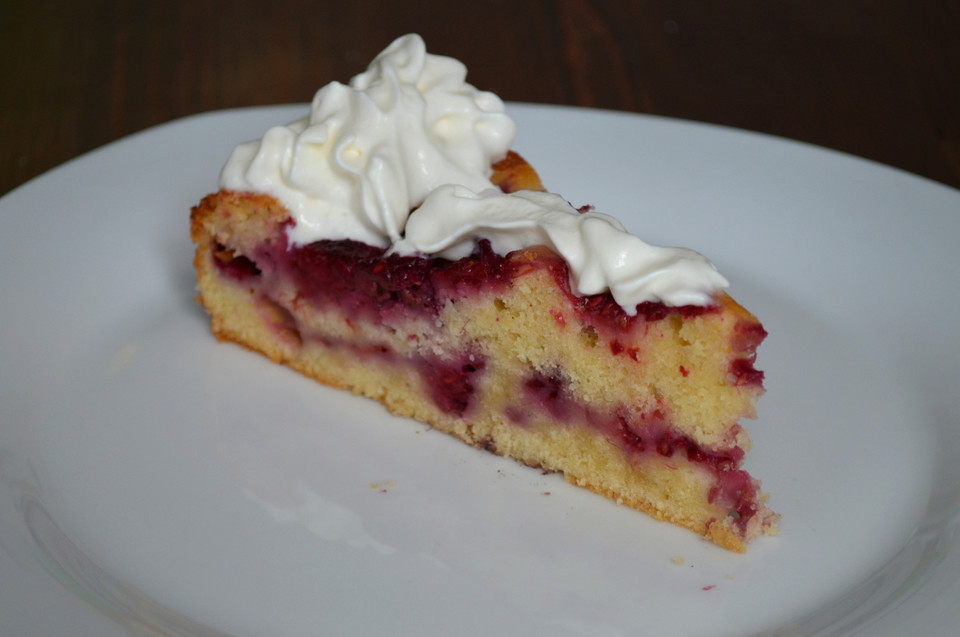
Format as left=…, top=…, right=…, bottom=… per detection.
left=416, top=354, right=486, bottom=417
left=213, top=235, right=742, bottom=330
left=513, top=369, right=760, bottom=528
left=257, top=237, right=512, bottom=322
left=729, top=320, right=767, bottom=386
left=213, top=246, right=260, bottom=280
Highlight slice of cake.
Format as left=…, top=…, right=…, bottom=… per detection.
left=191, top=34, right=778, bottom=551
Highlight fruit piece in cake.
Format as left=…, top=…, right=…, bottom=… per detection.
left=190, top=34, right=779, bottom=551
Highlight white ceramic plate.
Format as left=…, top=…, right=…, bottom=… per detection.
left=2, top=104, right=958, bottom=636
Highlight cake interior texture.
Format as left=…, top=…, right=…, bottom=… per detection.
left=191, top=153, right=778, bottom=551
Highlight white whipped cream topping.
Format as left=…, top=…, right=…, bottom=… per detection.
left=393, top=186, right=728, bottom=311
left=218, top=33, right=728, bottom=310
left=220, top=33, right=515, bottom=247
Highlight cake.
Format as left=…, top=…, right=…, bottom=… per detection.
left=191, top=34, right=779, bottom=551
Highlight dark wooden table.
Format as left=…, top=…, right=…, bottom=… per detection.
left=2, top=0, right=958, bottom=198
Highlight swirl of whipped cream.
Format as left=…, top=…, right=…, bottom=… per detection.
left=218, top=34, right=728, bottom=310
left=392, top=186, right=729, bottom=311
left=219, top=34, right=516, bottom=247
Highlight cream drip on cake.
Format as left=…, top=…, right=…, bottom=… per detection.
left=218, top=33, right=728, bottom=312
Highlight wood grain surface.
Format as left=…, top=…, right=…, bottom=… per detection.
left=2, top=0, right=958, bottom=197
